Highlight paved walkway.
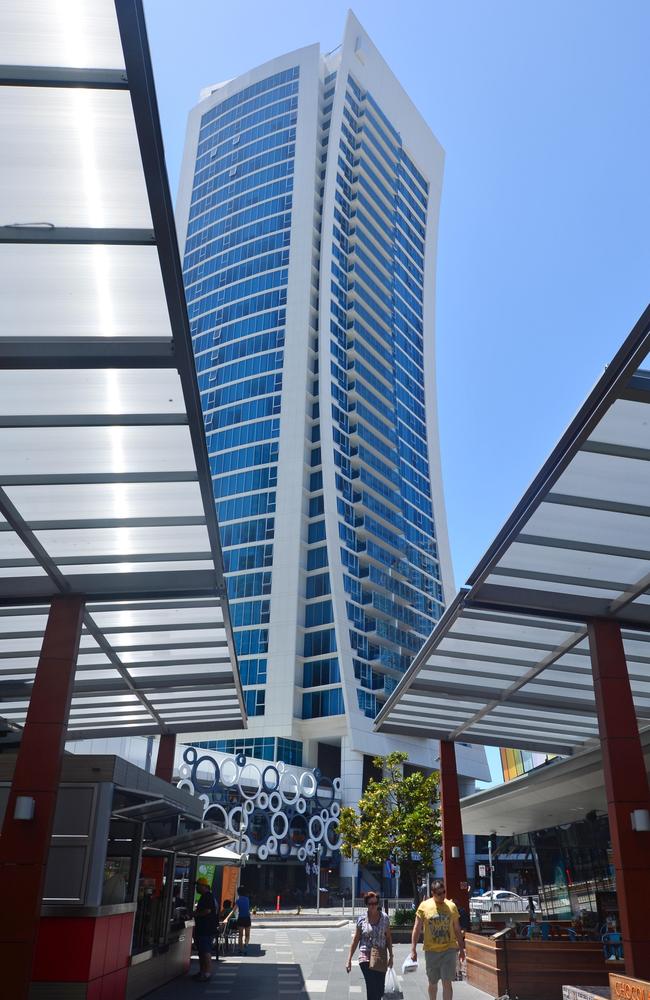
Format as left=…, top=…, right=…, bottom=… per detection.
left=147, top=924, right=495, bottom=999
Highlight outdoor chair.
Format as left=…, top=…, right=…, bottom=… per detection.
left=602, top=932, right=623, bottom=961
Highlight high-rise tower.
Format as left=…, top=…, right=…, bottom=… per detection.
left=176, top=12, right=488, bottom=825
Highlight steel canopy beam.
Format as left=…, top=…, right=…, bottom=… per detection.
left=0, top=570, right=220, bottom=605
left=0, top=415, right=188, bottom=428
left=0, top=516, right=207, bottom=532
left=0, top=65, right=129, bottom=89
left=0, top=336, right=175, bottom=369
left=0, top=226, right=155, bottom=245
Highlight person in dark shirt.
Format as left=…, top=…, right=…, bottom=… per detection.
left=193, top=876, right=218, bottom=981
left=236, top=887, right=252, bottom=954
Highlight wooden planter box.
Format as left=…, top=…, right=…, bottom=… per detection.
left=465, top=932, right=622, bottom=1000
left=389, top=925, right=415, bottom=943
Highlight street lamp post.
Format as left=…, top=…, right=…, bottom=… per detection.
left=237, top=814, right=246, bottom=890
left=488, top=839, right=494, bottom=901
left=316, top=844, right=322, bottom=914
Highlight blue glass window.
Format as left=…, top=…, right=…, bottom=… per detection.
left=305, top=600, right=333, bottom=627
left=239, top=658, right=268, bottom=685
left=223, top=544, right=273, bottom=572
left=302, top=688, right=344, bottom=719
left=307, top=520, right=326, bottom=544
left=303, top=657, right=340, bottom=687
left=303, top=629, right=336, bottom=657
left=306, top=572, right=330, bottom=598
left=276, top=737, right=303, bottom=766
left=227, top=571, right=271, bottom=599
left=245, top=689, right=266, bottom=716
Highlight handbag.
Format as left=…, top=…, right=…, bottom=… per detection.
left=369, top=945, right=388, bottom=972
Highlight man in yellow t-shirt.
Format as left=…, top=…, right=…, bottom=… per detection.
left=410, top=880, right=465, bottom=1000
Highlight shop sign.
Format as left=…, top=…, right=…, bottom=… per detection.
left=610, top=975, right=650, bottom=1000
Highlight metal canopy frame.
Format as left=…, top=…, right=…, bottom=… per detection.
left=375, top=304, right=650, bottom=753
left=0, top=0, right=246, bottom=737
left=146, top=825, right=235, bottom=855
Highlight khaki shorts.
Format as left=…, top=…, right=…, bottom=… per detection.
left=425, top=948, right=458, bottom=984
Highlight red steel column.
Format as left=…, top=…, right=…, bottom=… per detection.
left=588, top=618, right=650, bottom=979
left=0, top=596, right=84, bottom=1000
left=439, top=739, right=469, bottom=913
left=155, top=732, right=177, bottom=782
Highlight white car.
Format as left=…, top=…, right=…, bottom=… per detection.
left=471, top=890, right=532, bottom=912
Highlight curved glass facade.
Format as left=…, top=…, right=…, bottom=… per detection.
left=182, top=67, right=299, bottom=720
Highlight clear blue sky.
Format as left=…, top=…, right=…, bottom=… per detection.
left=143, top=1, right=650, bottom=785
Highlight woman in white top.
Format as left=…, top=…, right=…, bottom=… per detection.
left=346, top=891, right=393, bottom=1000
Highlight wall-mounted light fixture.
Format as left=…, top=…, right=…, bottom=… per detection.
left=14, top=796, right=35, bottom=821
left=451, top=846, right=461, bottom=859
left=630, top=809, right=650, bottom=832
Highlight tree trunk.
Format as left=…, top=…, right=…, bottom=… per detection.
left=406, top=865, right=420, bottom=909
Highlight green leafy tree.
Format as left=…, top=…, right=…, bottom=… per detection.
left=338, top=751, right=441, bottom=905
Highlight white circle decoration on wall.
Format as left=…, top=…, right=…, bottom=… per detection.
left=315, top=776, right=334, bottom=808
left=299, top=771, right=317, bottom=798
left=270, top=811, right=289, bottom=839
left=331, top=801, right=340, bottom=817
left=243, top=799, right=255, bottom=816
left=193, top=756, right=220, bottom=793
left=279, top=771, right=299, bottom=804
left=220, top=757, right=238, bottom=787
left=332, top=777, right=342, bottom=794
left=308, top=815, right=324, bottom=841
left=227, top=806, right=248, bottom=835
left=324, top=817, right=342, bottom=850
left=203, top=804, right=228, bottom=829
left=257, top=792, right=269, bottom=811
left=277, top=761, right=286, bottom=773
left=268, top=791, right=282, bottom=813
left=266, top=835, right=278, bottom=855
left=320, top=809, right=329, bottom=822
left=295, top=797, right=307, bottom=815
left=240, top=833, right=251, bottom=855
left=297, top=846, right=307, bottom=862
left=238, top=763, right=262, bottom=799
left=177, top=778, right=194, bottom=795
left=257, top=843, right=268, bottom=861
left=262, top=765, right=280, bottom=792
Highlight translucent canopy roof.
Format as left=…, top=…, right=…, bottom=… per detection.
left=376, top=305, right=650, bottom=754
left=0, top=0, right=245, bottom=737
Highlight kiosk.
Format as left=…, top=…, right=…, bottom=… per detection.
left=0, top=752, right=233, bottom=999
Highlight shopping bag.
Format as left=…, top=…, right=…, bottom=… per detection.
left=401, top=955, right=418, bottom=974
left=383, top=967, right=403, bottom=999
